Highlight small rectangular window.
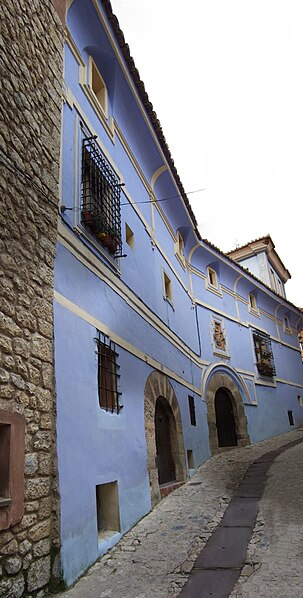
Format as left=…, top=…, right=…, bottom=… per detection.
left=187, top=450, right=194, bottom=469
left=89, top=56, right=108, bottom=116
left=125, top=223, right=134, bottom=250
left=96, top=482, right=120, bottom=543
left=163, top=271, right=172, bottom=302
left=283, top=316, right=291, bottom=333
left=207, top=267, right=218, bottom=289
left=288, top=410, right=294, bottom=426
left=188, top=396, right=196, bottom=426
left=248, top=293, right=257, bottom=311
left=96, top=332, right=121, bottom=413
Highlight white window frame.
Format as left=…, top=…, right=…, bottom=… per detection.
left=282, top=315, right=292, bottom=335
left=162, top=269, right=173, bottom=305
left=248, top=293, right=259, bottom=316
left=125, top=223, right=134, bottom=251
left=88, top=55, right=108, bottom=119
left=206, top=267, right=222, bottom=296
left=174, top=231, right=186, bottom=269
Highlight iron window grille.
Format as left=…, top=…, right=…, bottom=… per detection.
left=252, top=330, right=276, bottom=377
left=81, top=136, right=122, bottom=257
left=96, top=332, right=122, bottom=413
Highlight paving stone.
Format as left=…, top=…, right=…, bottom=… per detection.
left=179, top=568, right=241, bottom=598
left=220, top=497, right=259, bottom=528
left=55, top=430, right=303, bottom=598
left=193, top=526, right=252, bottom=569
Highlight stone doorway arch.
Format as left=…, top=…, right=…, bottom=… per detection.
left=144, top=371, right=187, bottom=506
left=204, top=366, right=250, bottom=454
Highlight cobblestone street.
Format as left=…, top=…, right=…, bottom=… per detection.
left=56, top=429, right=303, bottom=598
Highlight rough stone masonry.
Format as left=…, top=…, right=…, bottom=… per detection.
left=0, top=1, right=64, bottom=596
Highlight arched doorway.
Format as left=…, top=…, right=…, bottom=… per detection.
left=215, top=388, right=237, bottom=447
left=204, top=366, right=250, bottom=454
left=155, top=397, right=176, bottom=485
left=144, top=371, right=187, bottom=506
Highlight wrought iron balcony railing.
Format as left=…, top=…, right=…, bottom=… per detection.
left=81, top=136, right=122, bottom=256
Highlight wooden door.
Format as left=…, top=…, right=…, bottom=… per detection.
left=155, top=398, right=175, bottom=485
left=215, top=388, right=237, bottom=447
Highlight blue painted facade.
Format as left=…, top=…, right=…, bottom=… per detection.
left=54, top=0, right=303, bottom=586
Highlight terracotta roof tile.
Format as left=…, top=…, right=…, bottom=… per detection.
left=101, top=1, right=300, bottom=314
left=101, top=0, right=201, bottom=239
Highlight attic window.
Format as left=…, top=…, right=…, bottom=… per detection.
left=207, top=267, right=218, bottom=289
left=174, top=231, right=186, bottom=268
left=89, top=56, right=108, bottom=117
left=177, top=232, right=184, bottom=254
left=283, top=316, right=291, bottom=333
left=248, top=293, right=258, bottom=312
left=163, top=271, right=172, bottom=302
left=125, top=223, right=134, bottom=250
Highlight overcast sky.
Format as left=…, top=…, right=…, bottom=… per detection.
left=111, top=0, right=302, bottom=307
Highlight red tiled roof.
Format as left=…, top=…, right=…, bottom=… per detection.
left=101, top=2, right=301, bottom=313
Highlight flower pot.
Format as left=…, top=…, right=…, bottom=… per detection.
left=82, top=210, right=95, bottom=228
left=100, top=233, right=119, bottom=254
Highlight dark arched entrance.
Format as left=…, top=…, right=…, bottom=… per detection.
left=155, top=397, right=176, bottom=485
left=215, top=387, right=237, bottom=447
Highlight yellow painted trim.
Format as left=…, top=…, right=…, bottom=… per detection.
left=66, top=107, right=198, bottom=302
left=188, top=265, right=206, bottom=279
left=54, top=290, right=202, bottom=395
left=114, top=123, right=150, bottom=194
left=57, top=223, right=209, bottom=369
left=275, top=378, right=303, bottom=389
left=234, top=274, right=243, bottom=320
left=201, top=362, right=251, bottom=401
left=150, top=164, right=167, bottom=191
left=67, top=5, right=194, bottom=230
left=274, top=303, right=283, bottom=341
left=295, top=314, right=303, bottom=333
left=66, top=0, right=74, bottom=17
left=154, top=200, right=176, bottom=241
left=65, top=28, right=300, bottom=332
left=195, top=299, right=247, bottom=325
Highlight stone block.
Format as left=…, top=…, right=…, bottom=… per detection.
left=4, top=556, right=22, bottom=574
left=31, top=334, right=52, bottom=363
left=33, top=431, right=52, bottom=450
left=0, top=368, right=9, bottom=383
left=36, top=388, right=52, bottom=412
left=28, top=520, right=50, bottom=542
left=1, top=539, right=18, bottom=555
left=8, top=574, right=25, bottom=597
left=40, top=414, right=52, bottom=430
left=38, top=454, right=52, bottom=476
left=25, top=478, right=50, bottom=500
left=12, top=338, right=30, bottom=358
left=19, top=539, right=32, bottom=555
left=33, top=538, right=50, bottom=557
left=27, top=555, right=51, bottom=591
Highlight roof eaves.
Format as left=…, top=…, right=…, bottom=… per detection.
left=202, top=237, right=300, bottom=312
left=101, top=0, right=201, bottom=240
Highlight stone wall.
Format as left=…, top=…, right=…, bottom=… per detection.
left=0, top=1, right=64, bottom=595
